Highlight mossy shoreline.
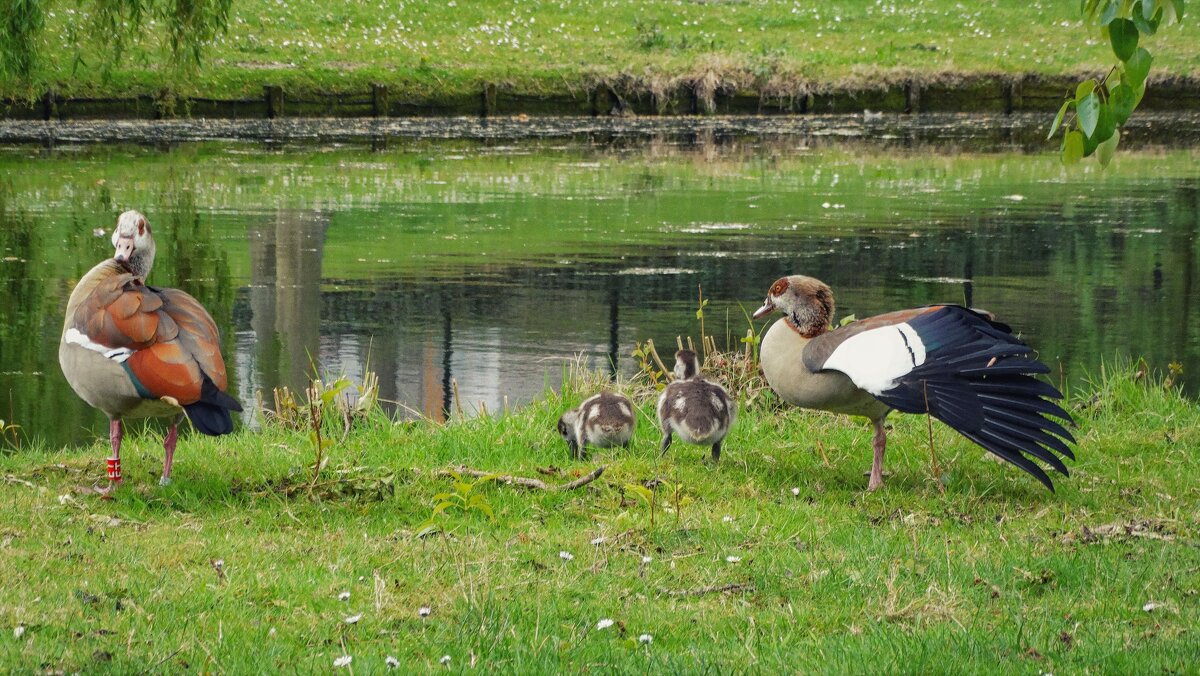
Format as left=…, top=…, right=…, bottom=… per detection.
left=5, top=72, right=1200, bottom=121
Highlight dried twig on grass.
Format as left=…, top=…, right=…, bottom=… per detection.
left=659, top=582, right=755, bottom=597
left=561, top=466, right=607, bottom=491
left=439, top=465, right=606, bottom=492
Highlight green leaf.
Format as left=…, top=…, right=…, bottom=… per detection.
left=1162, top=0, right=1183, bottom=23
left=1096, top=129, right=1120, bottom=167
left=1091, top=102, right=1117, bottom=144
left=1099, top=0, right=1120, bottom=24
left=1075, top=79, right=1098, bottom=102
left=1142, top=0, right=1159, bottom=18
left=1132, top=2, right=1162, bottom=33
left=1047, top=100, right=1072, bottom=140
left=1124, top=47, right=1153, bottom=88
left=1077, top=93, right=1101, bottom=137
left=1108, top=19, right=1139, bottom=61
left=625, top=483, right=654, bottom=502
left=432, top=501, right=456, bottom=515
left=1062, top=131, right=1085, bottom=165
left=1110, top=83, right=1137, bottom=124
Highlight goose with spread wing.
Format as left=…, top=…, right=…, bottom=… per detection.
left=752, top=275, right=1075, bottom=491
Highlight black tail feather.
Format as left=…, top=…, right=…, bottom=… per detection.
left=184, top=373, right=242, bottom=436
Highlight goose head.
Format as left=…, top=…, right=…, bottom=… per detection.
left=557, top=410, right=581, bottom=456
left=111, top=210, right=155, bottom=279
left=673, top=349, right=700, bottom=381
left=752, top=275, right=835, bottom=338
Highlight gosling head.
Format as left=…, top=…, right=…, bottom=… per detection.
left=557, top=409, right=581, bottom=457
left=673, top=349, right=700, bottom=381
left=111, top=210, right=156, bottom=279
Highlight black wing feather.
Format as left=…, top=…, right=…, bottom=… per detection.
left=871, top=306, right=1076, bottom=491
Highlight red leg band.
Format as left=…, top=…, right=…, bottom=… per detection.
left=107, top=457, right=122, bottom=483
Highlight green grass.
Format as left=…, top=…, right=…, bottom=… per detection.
left=1, top=362, right=1197, bottom=671
left=7, top=0, right=1200, bottom=101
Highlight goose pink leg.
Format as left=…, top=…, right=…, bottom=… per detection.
left=105, top=419, right=124, bottom=489
left=868, top=418, right=887, bottom=491
left=160, top=415, right=182, bottom=486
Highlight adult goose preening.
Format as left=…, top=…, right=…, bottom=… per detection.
left=657, top=349, right=736, bottom=463
left=59, top=210, right=242, bottom=490
left=753, top=275, right=1075, bottom=491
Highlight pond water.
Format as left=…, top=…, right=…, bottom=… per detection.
left=1, top=134, right=1198, bottom=449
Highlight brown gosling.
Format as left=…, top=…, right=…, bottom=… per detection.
left=557, top=391, right=636, bottom=460
left=656, top=349, right=736, bottom=463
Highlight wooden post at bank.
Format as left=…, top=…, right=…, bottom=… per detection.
left=41, top=90, right=56, bottom=121
left=905, top=81, right=921, bottom=114
left=481, top=83, right=498, bottom=117
left=372, top=84, right=389, bottom=117
left=264, top=85, right=283, bottom=119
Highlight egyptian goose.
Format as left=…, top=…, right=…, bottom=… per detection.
left=59, top=210, right=242, bottom=488
left=557, top=391, right=636, bottom=459
left=752, top=275, right=1075, bottom=491
left=657, top=349, right=736, bottom=462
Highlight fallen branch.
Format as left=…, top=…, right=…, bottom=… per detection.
left=660, top=582, right=755, bottom=597
left=561, top=465, right=607, bottom=491
left=441, top=465, right=606, bottom=492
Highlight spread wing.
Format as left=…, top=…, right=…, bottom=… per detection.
left=804, top=305, right=1075, bottom=490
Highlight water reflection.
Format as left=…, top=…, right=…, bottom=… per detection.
left=0, top=139, right=1197, bottom=449
left=244, top=210, right=327, bottom=402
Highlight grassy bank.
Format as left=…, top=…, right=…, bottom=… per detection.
left=1, top=360, right=1197, bottom=671
left=6, top=1, right=1200, bottom=108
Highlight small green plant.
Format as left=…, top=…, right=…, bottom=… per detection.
left=417, top=470, right=498, bottom=537
left=631, top=340, right=669, bottom=391
left=1165, top=360, right=1184, bottom=389
left=304, top=377, right=351, bottom=488
left=624, top=482, right=659, bottom=528
left=0, top=418, right=20, bottom=450
left=633, top=18, right=667, bottom=50
left=263, top=370, right=382, bottom=489
left=624, top=480, right=690, bottom=527
left=633, top=286, right=774, bottom=410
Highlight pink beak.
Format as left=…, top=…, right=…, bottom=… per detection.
left=114, top=237, right=134, bottom=263
left=752, top=299, right=775, bottom=320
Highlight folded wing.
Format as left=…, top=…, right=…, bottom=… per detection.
left=69, top=271, right=241, bottom=434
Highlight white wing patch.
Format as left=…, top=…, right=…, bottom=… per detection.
left=64, top=328, right=134, bottom=364
left=821, top=323, right=927, bottom=395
